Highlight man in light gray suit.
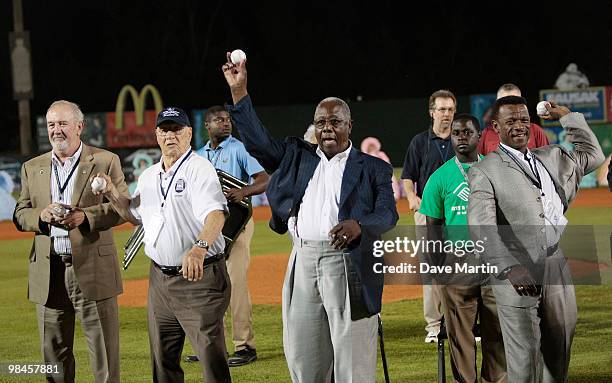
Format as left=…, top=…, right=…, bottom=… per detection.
left=467, top=96, right=604, bottom=383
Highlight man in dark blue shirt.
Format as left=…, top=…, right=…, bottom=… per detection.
left=401, top=89, right=456, bottom=343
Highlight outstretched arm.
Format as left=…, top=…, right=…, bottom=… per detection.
left=222, top=54, right=288, bottom=171
left=92, top=173, right=141, bottom=225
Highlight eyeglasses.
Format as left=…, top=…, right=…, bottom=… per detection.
left=313, top=118, right=347, bottom=129
left=434, top=107, right=456, bottom=114
left=156, top=127, right=185, bottom=137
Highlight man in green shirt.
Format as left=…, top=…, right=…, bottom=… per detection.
left=420, top=114, right=507, bottom=383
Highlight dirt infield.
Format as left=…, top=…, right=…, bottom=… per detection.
left=118, top=253, right=423, bottom=307
left=2, top=188, right=610, bottom=241
left=3, top=187, right=610, bottom=308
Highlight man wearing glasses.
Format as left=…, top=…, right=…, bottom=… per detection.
left=94, top=107, right=232, bottom=383
left=194, top=106, right=269, bottom=366
left=222, top=55, right=398, bottom=382
left=401, top=90, right=457, bottom=343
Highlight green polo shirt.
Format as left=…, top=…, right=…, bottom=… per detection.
left=419, top=155, right=483, bottom=241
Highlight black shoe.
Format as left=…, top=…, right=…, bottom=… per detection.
left=228, top=347, right=257, bottom=367
left=184, top=354, right=199, bottom=363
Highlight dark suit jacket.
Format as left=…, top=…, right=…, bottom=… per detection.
left=13, top=144, right=129, bottom=304
left=227, top=95, right=399, bottom=316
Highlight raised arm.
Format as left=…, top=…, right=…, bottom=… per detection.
left=222, top=54, right=288, bottom=171
left=543, top=101, right=605, bottom=174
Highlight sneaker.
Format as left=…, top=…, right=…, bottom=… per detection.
left=425, top=330, right=439, bottom=343
left=228, top=346, right=257, bottom=367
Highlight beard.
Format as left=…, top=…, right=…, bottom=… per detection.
left=51, top=137, right=69, bottom=153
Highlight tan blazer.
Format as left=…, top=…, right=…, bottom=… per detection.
left=13, top=144, right=130, bottom=304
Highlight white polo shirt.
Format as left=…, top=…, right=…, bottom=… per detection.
left=130, top=149, right=228, bottom=266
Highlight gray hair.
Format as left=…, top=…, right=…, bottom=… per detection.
left=316, top=97, right=351, bottom=120
left=47, top=100, right=85, bottom=122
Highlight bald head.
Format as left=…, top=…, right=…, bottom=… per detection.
left=497, top=83, right=522, bottom=99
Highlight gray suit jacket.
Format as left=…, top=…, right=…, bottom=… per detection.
left=13, top=144, right=129, bottom=304
left=467, top=113, right=604, bottom=305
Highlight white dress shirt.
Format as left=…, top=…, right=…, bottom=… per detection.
left=289, top=143, right=352, bottom=241
left=130, top=149, right=228, bottom=266
left=500, top=143, right=566, bottom=246
left=50, top=142, right=83, bottom=254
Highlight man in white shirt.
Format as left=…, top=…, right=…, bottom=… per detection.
left=222, top=55, right=398, bottom=382
left=96, top=107, right=231, bottom=383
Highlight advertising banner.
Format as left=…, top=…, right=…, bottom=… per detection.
left=469, top=93, right=496, bottom=129
left=539, top=87, right=607, bottom=125
left=36, top=113, right=107, bottom=152
left=107, top=84, right=163, bottom=148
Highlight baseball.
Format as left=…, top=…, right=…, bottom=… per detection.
left=537, top=101, right=551, bottom=117
left=91, top=176, right=107, bottom=193
left=230, top=49, right=247, bottom=65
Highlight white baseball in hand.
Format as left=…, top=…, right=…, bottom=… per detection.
left=537, top=101, right=551, bottom=117
left=230, top=49, right=247, bottom=64
left=91, top=177, right=107, bottom=193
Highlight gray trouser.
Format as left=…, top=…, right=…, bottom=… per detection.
left=38, top=253, right=120, bottom=383
left=148, top=260, right=231, bottom=383
left=493, top=252, right=576, bottom=383
left=282, top=239, right=378, bottom=383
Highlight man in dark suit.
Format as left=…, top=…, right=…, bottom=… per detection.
left=222, top=55, right=398, bottom=382
left=13, top=100, right=129, bottom=382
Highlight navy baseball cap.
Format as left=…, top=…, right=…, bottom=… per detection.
left=156, top=107, right=191, bottom=127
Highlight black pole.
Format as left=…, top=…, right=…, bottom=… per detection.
left=378, top=314, right=390, bottom=383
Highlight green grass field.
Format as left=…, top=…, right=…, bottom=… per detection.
left=1, top=207, right=611, bottom=382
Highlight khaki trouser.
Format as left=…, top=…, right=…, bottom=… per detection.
left=225, top=218, right=256, bottom=351
left=441, top=284, right=507, bottom=383
left=38, top=253, right=120, bottom=383
left=415, top=210, right=443, bottom=332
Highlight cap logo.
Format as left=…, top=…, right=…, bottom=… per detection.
left=162, top=108, right=180, bottom=117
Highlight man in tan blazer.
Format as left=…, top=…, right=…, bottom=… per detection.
left=468, top=96, right=605, bottom=382
left=13, top=100, right=129, bottom=383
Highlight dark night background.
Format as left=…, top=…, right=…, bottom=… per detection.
left=1, top=0, right=611, bottom=156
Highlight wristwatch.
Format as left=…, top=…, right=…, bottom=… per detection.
left=194, top=240, right=209, bottom=250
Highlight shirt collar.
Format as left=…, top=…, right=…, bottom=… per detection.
left=315, top=140, right=352, bottom=162
left=158, top=148, right=193, bottom=175
left=428, top=128, right=450, bottom=141
left=204, top=135, right=234, bottom=151
left=499, top=143, right=532, bottom=161
left=52, top=142, right=83, bottom=166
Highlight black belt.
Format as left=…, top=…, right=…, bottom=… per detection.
left=153, top=253, right=224, bottom=276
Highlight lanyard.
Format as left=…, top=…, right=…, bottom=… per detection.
left=53, top=155, right=81, bottom=202
left=454, top=156, right=480, bottom=183
left=434, top=139, right=451, bottom=163
left=499, top=146, right=545, bottom=195
left=159, top=149, right=192, bottom=208
left=206, top=147, right=223, bottom=168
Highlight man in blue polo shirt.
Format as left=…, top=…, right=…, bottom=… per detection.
left=196, top=105, right=269, bottom=366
